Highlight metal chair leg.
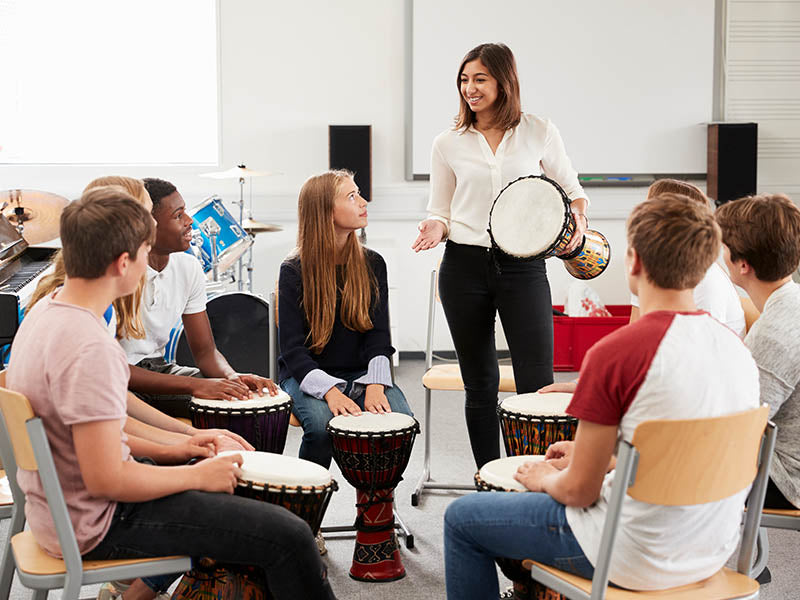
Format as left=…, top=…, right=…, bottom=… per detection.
left=393, top=506, right=414, bottom=549
left=411, top=387, right=474, bottom=506
left=751, top=527, right=769, bottom=579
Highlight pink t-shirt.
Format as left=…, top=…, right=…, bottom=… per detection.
left=7, top=294, right=131, bottom=557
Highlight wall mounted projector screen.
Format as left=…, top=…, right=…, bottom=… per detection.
left=411, top=0, right=715, bottom=177
left=0, top=0, right=218, bottom=165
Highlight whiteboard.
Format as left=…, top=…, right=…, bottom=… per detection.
left=411, top=0, right=715, bottom=176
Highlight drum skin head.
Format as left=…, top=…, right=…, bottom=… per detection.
left=328, top=412, right=416, bottom=433
left=219, top=450, right=332, bottom=488
left=500, top=392, right=573, bottom=416
left=190, top=389, right=291, bottom=409
left=478, top=455, right=544, bottom=492
left=490, top=177, right=567, bottom=258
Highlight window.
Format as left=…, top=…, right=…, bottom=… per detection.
left=0, top=0, right=218, bottom=164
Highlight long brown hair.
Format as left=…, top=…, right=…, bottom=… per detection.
left=455, top=43, right=521, bottom=132
left=29, top=176, right=152, bottom=340
left=296, top=170, right=377, bottom=353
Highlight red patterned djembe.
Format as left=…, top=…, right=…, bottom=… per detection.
left=327, top=412, right=419, bottom=581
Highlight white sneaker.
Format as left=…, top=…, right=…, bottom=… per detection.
left=315, top=530, right=327, bottom=556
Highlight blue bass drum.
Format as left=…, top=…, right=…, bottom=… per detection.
left=164, top=292, right=270, bottom=377
left=186, top=196, right=252, bottom=275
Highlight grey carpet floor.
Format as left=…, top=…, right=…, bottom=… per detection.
left=3, top=359, right=798, bottom=599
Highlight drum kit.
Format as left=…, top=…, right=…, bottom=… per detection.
left=194, top=164, right=283, bottom=291
left=474, top=391, right=579, bottom=600
left=1, top=189, right=68, bottom=245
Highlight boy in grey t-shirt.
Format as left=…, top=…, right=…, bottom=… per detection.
left=717, top=193, right=800, bottom=509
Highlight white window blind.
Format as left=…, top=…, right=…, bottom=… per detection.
left=0, top=0, right=218, bottom=165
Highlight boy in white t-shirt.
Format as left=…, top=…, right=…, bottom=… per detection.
left=443, top=193, right=759, bottom=598
left=121, top=178, right=276, bottom=418
left=629, top=179, right=745, bottom=337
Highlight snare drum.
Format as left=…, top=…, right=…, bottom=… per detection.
left=488, top=175, right=610, bottom=280
left=164, top=291, right=270, bottom=378
left=186, top=196, right=252, bottom=275
left=475, top=456, right=567, bottom=600
left=327, top=412, right=419, bottom=582
left=190, top=392, right=292, bottom=454
left=498, top=392, right=577, bottom=457
left=173, top=451, right=337, bottom=600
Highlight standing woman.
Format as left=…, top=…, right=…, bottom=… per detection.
left=412, top=43, right=589, bottom=469
left=279, top=170, right=413, bottom=470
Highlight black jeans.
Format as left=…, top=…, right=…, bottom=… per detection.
left=439, top=241, right=554, bottom=469
left=83, top=490, right=336, bottom=599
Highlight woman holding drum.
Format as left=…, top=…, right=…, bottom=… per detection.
left=412, top=43, right=589, bottom=468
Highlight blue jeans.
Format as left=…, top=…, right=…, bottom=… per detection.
left=281, top=373, right=413, bottom=469
left=444, top=491, right=593, bottom=599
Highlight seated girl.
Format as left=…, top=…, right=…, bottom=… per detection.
left=277, top=170, right=413, bottom=469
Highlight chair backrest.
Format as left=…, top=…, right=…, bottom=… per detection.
left=0, top=383, right=85, bottom=571
left=0, top=387, right=37, bottom=472
left=587, top=405, right=774, bottom=598
left=740, top=295, right=760, bottom=333
left=628, top=404, right=769, bottom=505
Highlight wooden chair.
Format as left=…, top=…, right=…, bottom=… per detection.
left=740, top=296, right=760, bottom=333
left=268, top=290, right=414, bottom=548
left=0, top=384, right=192, bottom=600
left=521, top=405, right=774, bottom=600
left=411, top=269, right=516, bottom=506
left=0, top=370, right=20, bottom=600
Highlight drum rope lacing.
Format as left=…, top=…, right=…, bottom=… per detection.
left=329, top=422, right=420, bottom=534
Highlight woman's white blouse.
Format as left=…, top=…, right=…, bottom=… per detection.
left=427, top=113, right=588, bottom=248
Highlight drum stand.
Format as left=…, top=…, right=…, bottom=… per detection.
left=320, top=502, right=414, bottom=549
left=232, top=174, right=257, bottom=293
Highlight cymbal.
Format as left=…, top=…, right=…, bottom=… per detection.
left=242, top=218, right=283, bottom=234
left=1, top=189, right=68, bottom=245
left=199, top=165, right=281, bottom=179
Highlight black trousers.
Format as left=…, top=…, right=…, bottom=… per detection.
left=439, top=241, right=554, bottom=469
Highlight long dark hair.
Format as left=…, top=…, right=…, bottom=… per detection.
left=455, top=43, right=521, bottom=131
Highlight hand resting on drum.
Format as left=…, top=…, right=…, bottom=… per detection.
left=512, top=459, right=559, bottom=492
left=156, top=431, right=224, bottom=464
left=190, top=377, right=252, bottom=401
left=559, top=211, right=588, bottom=256
left=364, top=384, right=392, bottom=414
left=228, top=372, right=279, bottom=397
left=538, top=380, right=578, bottom=394
left=412, top=219, right=447, bottom=253
left=194, top=428, right=253, bottom=452
left=325, top=387, right=362, bottom=417
left=191, top=453, right=244, bottom=494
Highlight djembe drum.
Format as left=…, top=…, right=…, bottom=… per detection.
left=189, top=391, right=293, bottom=453
left=172, top=451, right=337, bottom=600
left=327, top=412, right=419, bottom=581
left=497, top=392, right=577, bottom=457
left=488, top=175, right=611, bottom=280
left=475, top=455, right=566, bottom=600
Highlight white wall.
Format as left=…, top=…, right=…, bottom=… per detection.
left=0, top=0, right=645, bottom=351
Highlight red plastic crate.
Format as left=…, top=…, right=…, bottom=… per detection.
left=553, top=305, right=632, bottom=372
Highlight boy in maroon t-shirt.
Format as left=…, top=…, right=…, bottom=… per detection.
left=444, top=193, right=759, bottom=598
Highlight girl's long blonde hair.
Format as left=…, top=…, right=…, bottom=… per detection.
left=297, top=170, right=377, bottom=353
left=29, top=176, right=152, bottom=339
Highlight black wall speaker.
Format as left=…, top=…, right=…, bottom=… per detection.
left=707, top=123, right=758, bottom=207
left=329, top=125, right=372, bottom=202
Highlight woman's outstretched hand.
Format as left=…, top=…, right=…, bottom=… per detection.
left=412, top=219, right=447, bottom=253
